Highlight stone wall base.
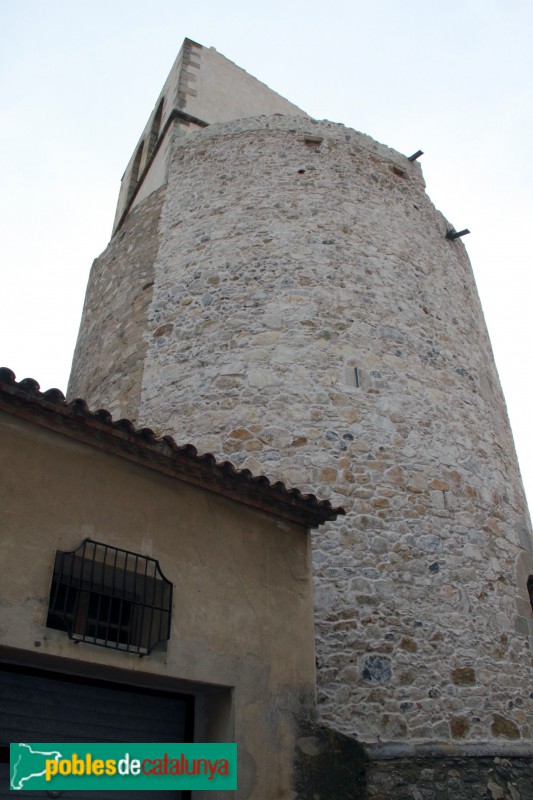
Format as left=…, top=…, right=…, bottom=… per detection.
left=365, top=755, right=533, bottom=800
left=293, top=724, right=533, bottom=799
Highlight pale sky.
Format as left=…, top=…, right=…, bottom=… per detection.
left=1, top=0, right=532, bottom=511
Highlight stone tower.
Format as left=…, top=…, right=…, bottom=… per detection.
left=69, top=39, right=533, bottom=794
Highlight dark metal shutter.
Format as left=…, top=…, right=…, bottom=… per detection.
left=0, top=665, right=193, bottom=799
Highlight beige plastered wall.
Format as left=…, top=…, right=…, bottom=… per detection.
left=0, top=410, right=317, bottom=799
left=113, top=38, right=306, bottom=229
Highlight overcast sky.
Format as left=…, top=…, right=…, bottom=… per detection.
left=1, top=0, right=532, bottom=510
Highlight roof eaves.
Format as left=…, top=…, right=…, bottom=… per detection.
left=0, top=368, right=345, bottom=528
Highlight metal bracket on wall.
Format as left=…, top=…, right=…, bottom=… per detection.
left=446, top=229, right=470, bottom=240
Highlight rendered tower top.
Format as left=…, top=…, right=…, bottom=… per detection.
left=113, top=38, right=306, bottom=234
left=69, top=38, right=533, bottom=796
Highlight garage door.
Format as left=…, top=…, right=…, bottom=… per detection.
left=0, top=665, right=193, bottom=799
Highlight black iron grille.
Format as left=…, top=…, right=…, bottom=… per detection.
left=46, top=539, right=173, bottom=655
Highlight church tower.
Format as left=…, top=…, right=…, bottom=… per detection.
left=69, top=39, right=533, bottom=794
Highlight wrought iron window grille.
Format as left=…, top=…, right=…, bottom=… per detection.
left=46, top=539, right=173, bottom=655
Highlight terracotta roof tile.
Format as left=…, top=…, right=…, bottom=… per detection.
left=0, top=367, right=344, bottom=528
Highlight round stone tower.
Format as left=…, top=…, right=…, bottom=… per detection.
left=69, top=39, right=533, bottom=793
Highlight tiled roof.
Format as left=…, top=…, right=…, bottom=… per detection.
left=0, top=368, right=344, bottom=528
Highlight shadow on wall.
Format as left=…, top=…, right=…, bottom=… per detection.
left=294, top=720, right=366, bottom=798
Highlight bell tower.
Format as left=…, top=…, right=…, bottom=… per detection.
left=69, top=38, right=533, bottom=794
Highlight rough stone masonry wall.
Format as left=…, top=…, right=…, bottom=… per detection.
left=69, top=115, right=533, bottom=764
left=366, top=755, right=533, bottom=800
left=69, top=185, right=165, bottom=414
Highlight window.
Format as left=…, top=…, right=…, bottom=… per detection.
left=528, top=576, right=533, bottom=614
left=46, top=539, right=172, bottom=655
left=148, top=98, right=164, bottom=158
left=127, top=141, right=144, bottom=202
